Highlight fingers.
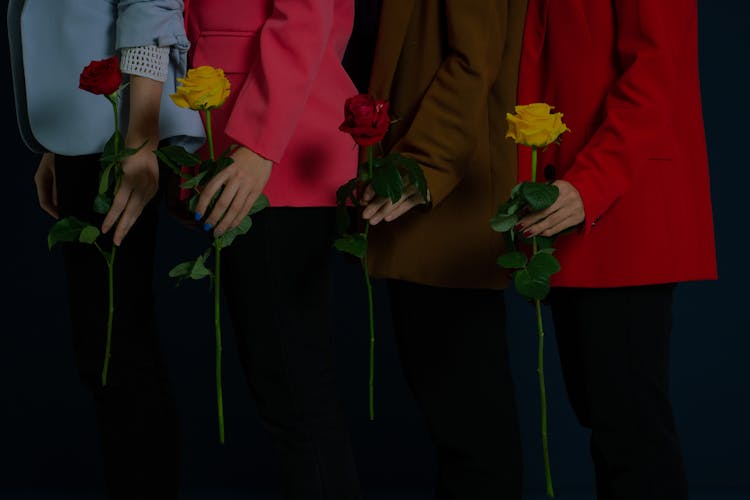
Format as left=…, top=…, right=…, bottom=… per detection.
left=202, top=180, right=239, bottom=232
left=516, top=180, right=585, bottom=238
left=34, top=154, right=59, bottom=219
left=214, top=187, right=253, bottom=237
left=363, top=185, right=422, bottom=225
left=35, top=175, right=59, bottom=219
left=361, top=195, right=390, bottom=222
left=101, top=150, right=160, bottom=244
left=361, top=184, right=375, bottom=204
left=536, top=215, right=583, bottom=238
left=195, top=151, right=273, bottom=237
left=383, top=195, right=421, bottom=223
left=52, top=170, right=58, bottom=210
left=102, top=185, right=131, bottom=235
left=112, top=189, right=148, bottom=246
left=226, top=190, right=259, bottom=233
left=517, top=199, right=560, bottom=231
left=194, top=169, right=230, bottom=221
left=521, top=207, right=565, bottom=238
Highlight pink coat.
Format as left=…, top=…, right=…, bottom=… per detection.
left=184, top=0, right=358, bottom=207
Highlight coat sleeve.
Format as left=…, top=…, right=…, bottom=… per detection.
left=390, top=0, right=507, bottom=207
left=8, top=0, right=46, bottom=153
left=115, top=0, right=187, bottom=49
left=562, top=0, right=681, bottom=232
left=223, top=0, right=336, bottom=163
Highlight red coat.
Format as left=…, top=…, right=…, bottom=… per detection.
left=517, top=0, right=717, bottom=287
left=184, top=0, right=358, bottom=207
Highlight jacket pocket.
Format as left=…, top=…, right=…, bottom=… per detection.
left=191, top=31, right=259, bottom=74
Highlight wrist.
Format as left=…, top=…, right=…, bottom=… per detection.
left=125, top=132, right=159, bottom=150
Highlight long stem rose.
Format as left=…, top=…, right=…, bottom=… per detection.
left=492, top=103, right=570, bottom=498
left=334, top=94, right=428, bottom=423
left=162, top=66, right=268, bottom=444
left=49, top=56, right=139, bottom=388
left=337, top=95, right=389, bottom=422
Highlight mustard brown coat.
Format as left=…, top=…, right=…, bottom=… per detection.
left=365, top=0, right=528, bottom=289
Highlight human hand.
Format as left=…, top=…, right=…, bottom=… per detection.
left=195, top=146, right=273, bottom=237
left=517, top=180, right=585, bottom=238
left=101, top=139, right=160, bottom=246
left=360, top=181, right=428, bottom=225
left=34, top=152, right=59, bottom=219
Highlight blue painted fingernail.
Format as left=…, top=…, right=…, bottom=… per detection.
left=195, top=212, right=202, bottom=221
left=203, top=222, right=212, bottom=231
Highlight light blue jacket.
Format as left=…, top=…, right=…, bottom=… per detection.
left=8, top=0, right=205, bottom=156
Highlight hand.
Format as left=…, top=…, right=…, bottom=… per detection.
left=34, top=152, right=59, bottom=219
left=517, top=180, right=585, bottom=238
left=196, top=146, right=273, bottom=237
left=361, top=182, right=428, bottom=226
left=101, top=140, right=160, bottom=246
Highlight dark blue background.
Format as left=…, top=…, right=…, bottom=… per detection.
left=1, top=1, right=747, bottom=497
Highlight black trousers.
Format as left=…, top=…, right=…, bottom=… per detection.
left=387, top=280, right=523, bottom=500
left=550, top=285, right=689, bottom=500
left=55, top=154, right=179, bottom=500
left=220, top=207, right=362, bottom=500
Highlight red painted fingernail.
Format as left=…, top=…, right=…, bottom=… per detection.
left=515, top=223, right=524, bottom=231
left=523, top=230, right=533, bottom=238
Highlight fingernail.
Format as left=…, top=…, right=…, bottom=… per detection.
left=203, top=222, right=212, bottom=231
left=514, top=223, right=523, bottom=231
left=523, top=230, right=533, bottom=238
left=214, top=230, right=223, bottom=237
left=195, top=212, right=202, bottom=221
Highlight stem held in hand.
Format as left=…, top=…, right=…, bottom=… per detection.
left=101, top=96, right=120, bottom=388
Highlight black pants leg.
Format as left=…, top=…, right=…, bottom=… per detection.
left=55, top=155, right=179, bottom=500
left=387, top=280, right=523, bottom=500
left=550, top=285, right=688, bottom=500
left=220, top=207, right=361, bottom=500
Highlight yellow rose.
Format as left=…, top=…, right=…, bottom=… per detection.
left=170, top=66, right=231, bottom=111
left=506, top=103, right=570, bottom=148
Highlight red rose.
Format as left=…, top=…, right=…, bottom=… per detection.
left=339, top=94, right=390, bottom=146
left=79, top=56, right=122, bottom=96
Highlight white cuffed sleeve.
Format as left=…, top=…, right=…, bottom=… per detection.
left=120, top=45, right=170, bottom=81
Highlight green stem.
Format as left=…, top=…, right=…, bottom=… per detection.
left=110, top=97, right=120, bottom=157
left=214, top=238, right=225, bottom=444
left=536, top=298, right=554, bottom=498
left=365, top=145, right=375, bottom=421
left=101, top=96, right=120, bottom=388
left=206, top=110, right=215, bottom=161
left=101, top=246, right=116, bottom=387
left=362, top=251, right=375, bottom=421
left=531, top=145, right=554, bottom=497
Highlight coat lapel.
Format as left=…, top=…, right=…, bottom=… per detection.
left=367, top=0, right=415, bottom=99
